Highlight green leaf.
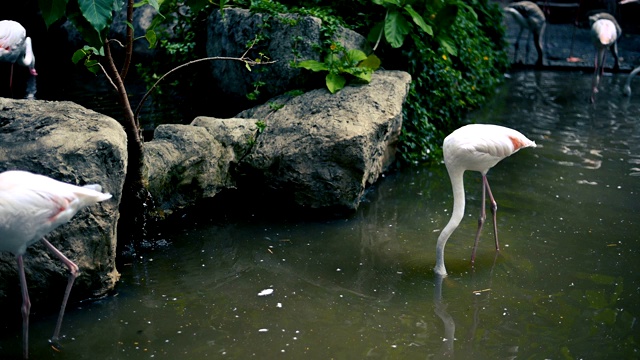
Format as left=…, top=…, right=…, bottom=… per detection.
left=78, top=0, right=113, bottom=33
left=404, top=4, right=433, bottom=36
left=133, top=0, right=147, bottom=8
left=326, top=73, right=346, bottom=93
left=458, top=3, right=478, bottom=20
left=67, top=3, right=104, bottom=48
left=71, top=49, right=88, bottom=64
left=84, top=59, right=101, bottom=74
left=438, top=36, right=457, bottom=56
left=296, top=60, right=329, bottom=72
left=344, top=67, right=372, bottom=82
left=38, top=0, right=68, bottom=28
left=148, top=0, right=161, bottom=11
left=145, top=29, right=158, bottom=49
left=359, top=54, right=381, bottom=70
left=384, top=11, right=410, bottom=48
left=346, top=49, right=367, bottom=65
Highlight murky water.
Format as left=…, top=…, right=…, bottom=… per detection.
left=2, top=70, right=639, bottom=358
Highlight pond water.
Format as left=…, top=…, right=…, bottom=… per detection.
left=2, top=70, right=639, bottom=359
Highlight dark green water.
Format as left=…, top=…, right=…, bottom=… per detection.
left=2, top=70, right=639, bottom=359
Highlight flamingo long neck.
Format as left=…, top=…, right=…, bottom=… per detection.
left=624, top=66, right=640, bottom=96
left=21, top=37, right=35, bottom=72
left=434, top=168, right=466, bottom=276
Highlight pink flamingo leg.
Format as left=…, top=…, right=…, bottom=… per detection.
left=17, top=255, right=31, bottom=359
left=471, top=176, right=500, bottom=265
left=41, top=238, right=79, bottom=342
left=484, top=177, right=500, bottom=251
left=471, top=176, right=488, bottom=264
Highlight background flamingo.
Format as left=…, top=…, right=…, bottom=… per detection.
left=589, top=13, right=621, bottom=103
left=0, top=170, right=111, bottom=359
left=0, top=20, right=37, bottom=98
left=505, top=1, right=546, bottom=66
left=434, top=124, right=536, bottom=277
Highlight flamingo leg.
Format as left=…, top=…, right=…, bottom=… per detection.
left=471, top=176, right=488, bottom=264
left=591, top=49, right=602, bottom=103
left=17, top=255, right=31, bottom=359
left=41, top=238, right=79, bottom=342
left=484, top=177, right=500, bottom=251
left=471, top=176, right=500, bottom=265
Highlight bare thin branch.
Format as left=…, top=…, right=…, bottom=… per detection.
left=107, top=38, right=125, bottom=48
left=97, top=63, right=118, bottom=92
left=134, top=56, right=276, bottom=121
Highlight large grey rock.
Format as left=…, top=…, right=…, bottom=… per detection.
left=143, top=123, right=242, bottom=215
left=142, top=71, right=411, bottom=215
left=236, top=70, right=411, bottom=210
left=191, top=117, right=258, bottom=162
left=206, top=8, right=371, bottom=106
left=0, top=98, right=127, bottom=309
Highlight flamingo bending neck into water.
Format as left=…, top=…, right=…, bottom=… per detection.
left=0, top=170, right=111, bottom=359
left=434, top=124, right=536, bottom=277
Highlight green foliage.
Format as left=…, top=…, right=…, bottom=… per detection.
left=296, top=46, right=381, bottom=93
left=397, top=0, right=508, bottom=164
left=369, top=0, right=461, bottom=56
left=71, top=45, right=103, bottom=74
left=39, top=0, right=161, bottom=50
left=50, top=0, right=508, bottom=167
left=256, top=120, right=267, bottom=133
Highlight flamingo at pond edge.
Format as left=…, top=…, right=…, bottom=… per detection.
left=589, top=13, right=621, bottom=103
left=504, top=1, right=546, bottom=67
left=0, top=170, right=112, bottom=359
left=0, top=20, right=37, bottom=99
left=434, top=124, right=536, bottom=277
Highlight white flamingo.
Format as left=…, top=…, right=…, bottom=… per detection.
left=0, top=170, right=111, bottom=359
left=434, top=124, right=536, bottom=277
left=0, top=20, right=37, bottom=98
left=505, top=1, right=546, bottom=66
left=589, top=13, right=621, bottom=103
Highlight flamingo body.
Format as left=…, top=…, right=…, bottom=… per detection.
left=505, top=1, right=546, bottom=66
left=0, top=20, right=36, bottom=74
left=589, top=14, right=621, bottom=103
left=0, top=170, right=111, bottom=358
left=0, top=20, right=37, bottom=99
left=434, top=124, right=536, bottom=276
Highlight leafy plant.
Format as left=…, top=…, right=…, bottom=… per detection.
left=296, top=45, right=381, bottom=93
left=397, top=0, right=508, bottom=164
left=368, top=0, right=463, bottom=56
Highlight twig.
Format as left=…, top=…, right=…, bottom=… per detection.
left=107, top=38, right=125, bottom=48
left=97, top=63, right=118, bottom=92
left=134, top=56, right=276, bottom=120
